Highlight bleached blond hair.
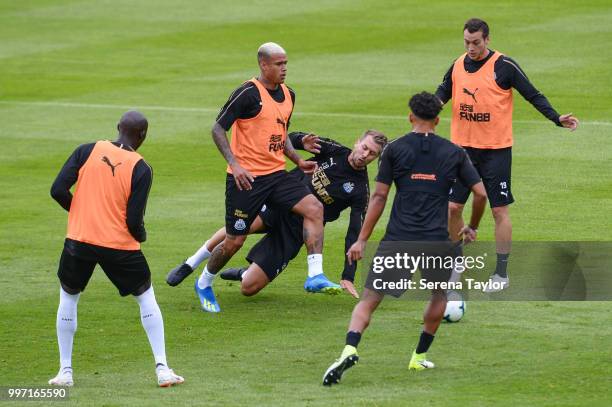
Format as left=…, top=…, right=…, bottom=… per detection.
left=257, top=42, right=286, bottom=62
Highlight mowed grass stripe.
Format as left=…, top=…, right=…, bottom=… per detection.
left=1, top=100, right=611, bottom=126
left=1, top=0, right=611, bottom=405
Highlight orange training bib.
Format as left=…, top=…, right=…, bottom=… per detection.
left=450, top=51, right=513, bottom=149
left=227, top=78, right=293, bottom=176
left=67, top=140, right=143, bottom=250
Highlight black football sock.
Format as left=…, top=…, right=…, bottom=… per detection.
left=346, top=331, right=362, bottom=348
left=415, top=331, right=435, bottom=354
left=454, top=242, right=464, bottom=258
left=495, top=253, right=510, bottom=278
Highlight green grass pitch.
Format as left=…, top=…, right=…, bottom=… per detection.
left=1, top=1, right=611, bottom=405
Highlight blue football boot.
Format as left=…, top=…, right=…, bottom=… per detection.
left=304, top=274, right=342, bottom=294
left=195, top=280, right=221, bottom=313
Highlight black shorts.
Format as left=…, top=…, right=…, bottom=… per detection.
left=450, top=147, right=514, bottom=208
left=225, top=170, right=310, bottom=235
left=57, top=238, right=151, bottom=297
left=245, top=208, right=304, bottom=281
left=364, top=240, right=455, bottom=298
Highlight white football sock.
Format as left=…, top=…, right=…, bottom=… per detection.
left=135, top=286, right=167, bottom=367
left=307, top=254, right=323, bottom=278
left=197, top=266, right=216, bottom=289
left=186, top=239, right=212, bottom=269
left=241, top=266, right=251, bottom=280
left=56, top=287, right=80, bottom=371
left=449, top=265, right=463, bottom=283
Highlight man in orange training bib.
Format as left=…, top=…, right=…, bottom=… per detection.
left=435, top=18, right=579, bottom=292
left=167, top=42, right=334, bottom=313
left=49, top=111, right=183, bottom=387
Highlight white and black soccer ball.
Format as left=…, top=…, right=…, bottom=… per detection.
left=444, top=291, right=466, bottom=323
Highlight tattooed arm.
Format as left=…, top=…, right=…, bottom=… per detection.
left=283, top=134, right=302, bottom=165
left=284, top=134, right=317, bottom=175
left=211, top=122, right=254, bottom=190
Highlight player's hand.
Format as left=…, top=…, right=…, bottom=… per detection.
left=341, top=279, right=360, bottom=299
left=230, top=162, right=255, bottom=191
left=298, top=159, right=318, bottom=174
left=347, top=239, right=366, bottom=265
left=559, top=113, right=579, bottom=131
left=302, top=133, right=321, bottom=154
left=458, top=225, right=477, bottom=244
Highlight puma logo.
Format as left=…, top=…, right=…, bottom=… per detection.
left=101, top=156, right=122, bottom=176
left=276, top=118, right=286, bottom=127
left=500, top=191, right=508, bottom=197
left=463, top=87, right=479, bottom=103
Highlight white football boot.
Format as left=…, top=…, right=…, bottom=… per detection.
left=482, top=274, right=509, bottom=293
left=156, top=365, right=184, bottom=387
left=48, top=367, right=74, bottom=387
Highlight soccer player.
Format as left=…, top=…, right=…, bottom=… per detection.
left=436, top=18, right=580, bottom=291
left=48, top=111, right=184, bottom=387
left=322, top=92, right=487, bottom=386
left=167, top=42, right=327, bottom=313
left=193, top=130, right=387, bottom=298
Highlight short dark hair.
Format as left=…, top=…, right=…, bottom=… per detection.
left=408, top=92, right=443, bottom=121
left=464, top=18, right=489, bottom=38
left=118, top=110, right=148, bottom=138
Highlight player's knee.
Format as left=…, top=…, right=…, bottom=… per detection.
left=305, top=197, right=323, bottom=219
left=60, top=281, right=81, bottom=295
left=359, top=291, right=382, bottom=312
left=224, top=235, right=247, bottom=253
left=449, top=202, right=464, bottom=219
left=491, top=206, right=510, bottom=222
left=431, top=289, right=447, bottom=302
left=132, top=278, right=152, bottom=296
left=240, top=287, right=255, bottom=296
left=240, top=282, right=260, bottom=296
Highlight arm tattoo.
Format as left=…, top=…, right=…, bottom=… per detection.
left=212, top=122, right=236, bottom=165
left=283, top=134, right=301, bottom=165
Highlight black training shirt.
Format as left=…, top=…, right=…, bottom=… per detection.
left=376, top=132, right=480, bottom=241
left=435, top=50, right=562, bottom=126
left=50, top=142, right=152, bottom=243
left=290, top=132, right=369, bottom=281
left=216, top=81, right=296, bottom=131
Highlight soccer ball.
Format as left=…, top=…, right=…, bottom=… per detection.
left=443, top=291, right=466, bottom=323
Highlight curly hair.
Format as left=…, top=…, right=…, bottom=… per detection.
left=408, top=92, right=442, bottom=121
